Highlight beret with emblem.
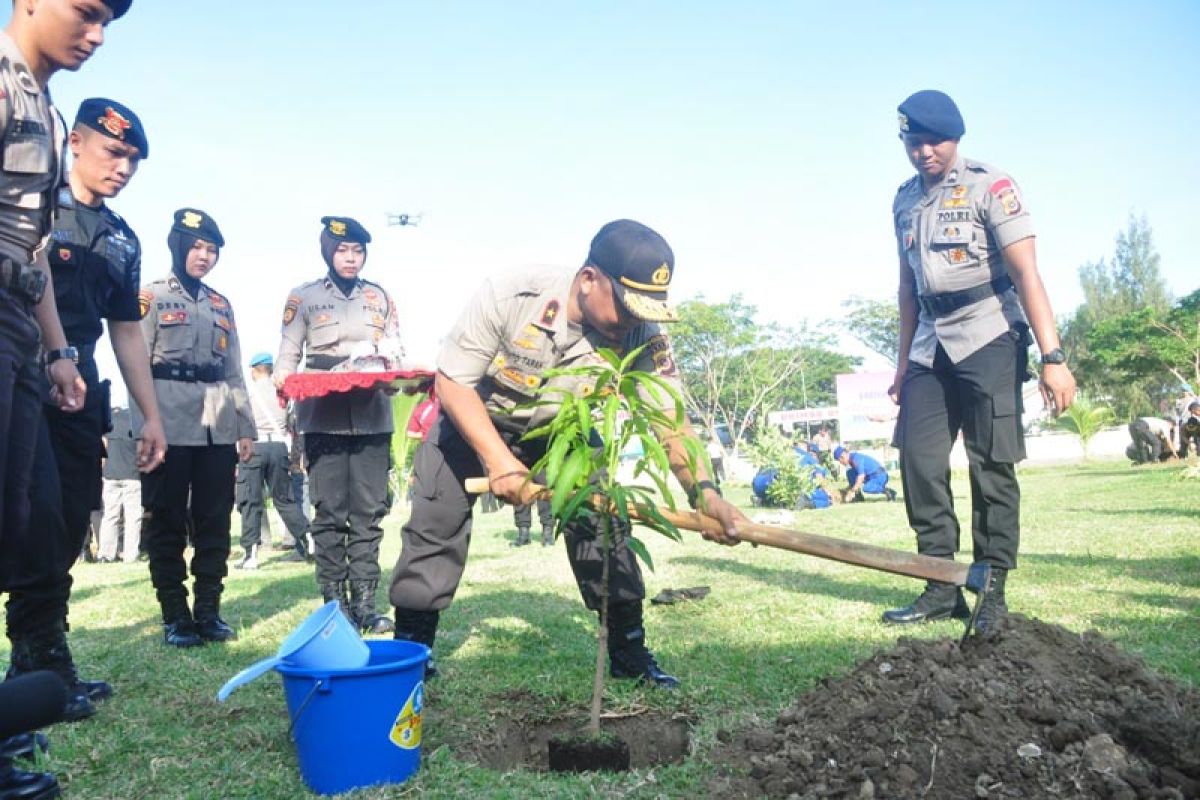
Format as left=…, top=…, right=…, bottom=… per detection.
left=170, top=208, right=225, bottom=247
left=320, top=216, right=372, bottom=244
left=74, top=97, right=148, bottom=157
left=897, top=89, right=965, bottom=140
left=586, top=219, right=677, bottom=323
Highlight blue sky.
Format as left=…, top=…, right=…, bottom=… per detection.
left=9, top=1, right=1198, bottom=395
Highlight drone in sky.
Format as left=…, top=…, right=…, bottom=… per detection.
left=387, top=212, right=424, bottom=228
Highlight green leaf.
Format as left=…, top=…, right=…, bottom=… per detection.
left=624, top=535, right=655, bottom=572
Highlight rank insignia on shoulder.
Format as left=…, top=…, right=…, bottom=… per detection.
left=988, top=178, right=1022, bottom=216
left=539, top=299, right=560, bottom=327
left=139, top=288, right=153, bottom=319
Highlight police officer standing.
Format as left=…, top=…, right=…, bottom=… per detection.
left=236, top=352, right=310, bottom=568
left=0, top=1, right=133, bottom=797
left=274, top=217, right=399, bottom=635
left=135, top=209, right=254, bottom=647
left=7, top=98, right=166, bottom=724
left=887, top=90, right=1076, bottom=634
left=387, top=219, right=745, bottom=685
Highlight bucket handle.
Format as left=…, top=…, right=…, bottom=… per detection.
left=287, top=678, right=327, bottom=737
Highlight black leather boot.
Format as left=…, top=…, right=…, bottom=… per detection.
left=606, top=601, right=678, bottom=689
left=159, top=593, right=203, bottom=648
left=393, top=608, right=440, bottom=679
left=0, top=734, right=48, bottom=763
left=0, top=756, right=59, bottom=800
left=193, top=586, right=237, bottom=643
left=349, top=581, right=394, bottom=635
left=974, top=568, right=1008, bottom=636
left=7, top=628, right=99, bottom=722
left=320, top=581, right=353, bottom=622
left=541, top=525, right=555, bottom=547
left=511, top=527, right=531, bottom=547
left=881, top=581, right=970, bottom=625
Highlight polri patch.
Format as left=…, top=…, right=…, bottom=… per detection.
left=138, top=288, right=153, bottom=319
left=282, top=295, right=300, bottom=326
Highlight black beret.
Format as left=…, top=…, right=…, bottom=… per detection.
left=320, top=216, right=371, bottom=244
left=171, top=208, right=224, bottom=248
left=587, top=219, right=677, bottom=323
left=103, top=0, right=132, bottom=20
left=74, top=98, right=147, bottom=158
left=897, top=89, right=965, bottom=139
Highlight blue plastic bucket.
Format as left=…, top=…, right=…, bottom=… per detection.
left=277, top=639, right=430, bottom=796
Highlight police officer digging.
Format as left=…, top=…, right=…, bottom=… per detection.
left=0, top=1, right=133, bottom=797
left=134, top=209, right=254, bottom=648
left=274, top=216, right=399, bottom=635
left=888, top=90, right=1075, bottom=634
left=387, top=219, right=745, bottom=686
left=8, top=98, right=165, bottom=723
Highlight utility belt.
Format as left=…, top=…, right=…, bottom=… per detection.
left=0, top=256, right=48, bottom=304
left=305, top=354, right=348, bottom=371
left=151, top=360, right=226, bottom=383
left=917, top=275, right=1014, bottom=318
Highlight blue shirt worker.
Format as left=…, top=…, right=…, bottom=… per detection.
left=887, top=90, right=1075, bottom=634
left=834, top=446, right=895, bottom=502
left=135, top=209, right=255, bottom=648
left=387, top=220, right=745, bottom=685
left=11, top=98, right=165, bottom=724
left=235, top=352, right=311, bottom=568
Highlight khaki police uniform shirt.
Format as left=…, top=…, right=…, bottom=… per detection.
left=437, top=269, right=682, bottom=433
left=893, top=157, right=1036, bottom=366
left=0, top=31, right=66, bottom=265
left=277, top=277, right=399, bottom=436
left=132, top=275, right=255, bottom=445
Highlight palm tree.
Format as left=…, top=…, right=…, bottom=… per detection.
left=1053, top=396, right=1116, bottom=460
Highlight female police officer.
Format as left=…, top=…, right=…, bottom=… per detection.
left=274, top=217, right=399, bottom=634
left=135, top=209, right=254, bottom=647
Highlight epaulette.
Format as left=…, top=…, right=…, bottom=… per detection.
left=361, top=278, right=389, bottom=297
left=896, top=174, right=920, bottom=194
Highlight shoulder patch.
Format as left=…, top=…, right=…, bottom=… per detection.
left=645, top=333, right=676, bottom=376
left=282, top=294, right=301, bottom=326
left=138, top=288, right=153, bottom=318
left=988, top=178, right=1023, bottom=216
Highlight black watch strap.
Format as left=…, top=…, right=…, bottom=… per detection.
left=1040, top=347, right=1066, bottom=365
left=43, top=346, right=79, bottom=367
left=687, top=479, right=722, bottom=509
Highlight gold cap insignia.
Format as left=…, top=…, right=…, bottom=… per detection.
left=651, top=263, right=671, bottom=286
left=99, top=107, right=131, bottom=139
left=328, top=220, right=347, bottom=236
left=181, top=211, right=203, bottom=229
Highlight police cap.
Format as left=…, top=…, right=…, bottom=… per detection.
left=320, top=216, right=372, bottom=244
left=171, top=208, right=225, bottom=248
left=586, top=219, right=677, bottom=323
left=74, top=98, right=148, bottom=158
left=833, top=446, right=847, bottom=460
left=249, top=352, right=274, bottom=368
left=897, top=89, right=965, bottom=139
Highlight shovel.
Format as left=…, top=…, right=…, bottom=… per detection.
left=465, top=477, right=991, bottom=641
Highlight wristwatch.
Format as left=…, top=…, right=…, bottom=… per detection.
left=43, top=346, right=79, bottom=367
left=1040, top=347, right=1066, bottom=366
left=687, top=479, right=722, bottom=509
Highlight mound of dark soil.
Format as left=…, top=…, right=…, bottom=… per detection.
left=714, top=615, right=1199, bottom=799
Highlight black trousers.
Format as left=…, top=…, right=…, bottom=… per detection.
left=237, top=440, right=309, bottom=550
left=0, top=289, right=64, bottom=641
left=306, top=433, right=389, bottom=584
left=1126, top=420, right=1163, bottom=463
left=141, top=444, right=237, bottom=604
left=513, top=497, right=553, bottom=529
left=895, top=330, right=1028, bottom=571
left=388, top=414, right=645, bottom=613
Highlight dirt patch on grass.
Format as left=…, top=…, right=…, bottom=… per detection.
left=711, top=614, right=1199, bottom=799
left=463, top=703, right=692, bottom=771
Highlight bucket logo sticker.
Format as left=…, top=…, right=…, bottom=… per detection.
left=320, top=620, right=337, bottom=640
left=389, top=682, right=424, bottom=750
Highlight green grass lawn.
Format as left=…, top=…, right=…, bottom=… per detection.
left=9, top=459, right=1198, bottom=799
